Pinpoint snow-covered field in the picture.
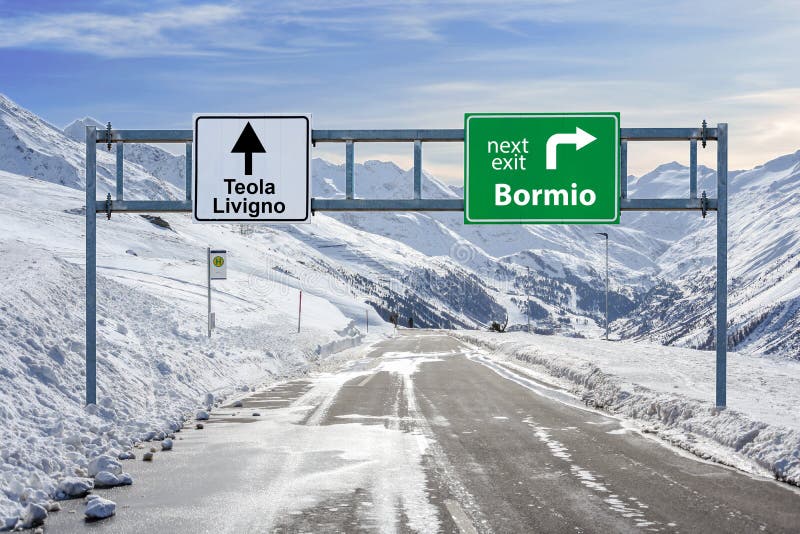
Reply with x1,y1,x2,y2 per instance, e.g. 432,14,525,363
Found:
453,331,800,486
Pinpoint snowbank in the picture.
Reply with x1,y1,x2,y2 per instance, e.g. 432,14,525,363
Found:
0,171,379,529
452,331,800,486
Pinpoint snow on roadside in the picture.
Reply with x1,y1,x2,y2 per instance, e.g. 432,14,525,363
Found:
451,331,800,486
0,245,360,529
0,171,381,529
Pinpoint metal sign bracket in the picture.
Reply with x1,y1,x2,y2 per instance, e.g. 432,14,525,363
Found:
701,191,709,218
105,193,113,220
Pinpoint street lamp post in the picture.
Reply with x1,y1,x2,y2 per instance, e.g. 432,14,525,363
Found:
595,232,609,341
526,266,531,333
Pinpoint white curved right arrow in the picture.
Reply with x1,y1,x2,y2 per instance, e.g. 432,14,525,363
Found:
545,127,596,170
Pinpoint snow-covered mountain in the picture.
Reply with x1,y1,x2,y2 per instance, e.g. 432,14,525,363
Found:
2,93,799,359
64,117,187,191
308,146,800,359
0,96,179,200
309,158,674,328
619,149,800,357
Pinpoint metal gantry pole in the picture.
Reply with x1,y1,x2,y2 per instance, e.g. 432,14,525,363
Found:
620,140,628,199
526,266,531,333
689,139,698,199
115,142,124,200
207,247,212,338
413,140,422,199
716,123,729,408
595,232,609,340
345,141,354,199
605,235,609,341
85,126,97,405
185,142,192,201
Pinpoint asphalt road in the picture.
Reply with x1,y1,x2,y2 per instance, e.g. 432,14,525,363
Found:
45,331,800,533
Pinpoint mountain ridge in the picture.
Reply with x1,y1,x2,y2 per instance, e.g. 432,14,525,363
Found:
1,93,798,358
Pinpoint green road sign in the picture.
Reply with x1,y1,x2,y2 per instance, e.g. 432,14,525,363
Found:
464,113,620,224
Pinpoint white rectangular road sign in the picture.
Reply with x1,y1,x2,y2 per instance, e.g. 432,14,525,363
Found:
209,249,227,280
193,114,311,223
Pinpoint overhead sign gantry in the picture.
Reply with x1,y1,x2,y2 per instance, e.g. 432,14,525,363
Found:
85,117,729,410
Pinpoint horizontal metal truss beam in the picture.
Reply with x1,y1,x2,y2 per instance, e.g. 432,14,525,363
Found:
97,127,719,144
312,128,719,143
314,130,464,142
96,200,192,212
314,199,460,211
95,197,717,214
103,130,192,143
624,198,718,211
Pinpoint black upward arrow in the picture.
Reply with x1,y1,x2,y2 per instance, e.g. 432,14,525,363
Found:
231,122,266,176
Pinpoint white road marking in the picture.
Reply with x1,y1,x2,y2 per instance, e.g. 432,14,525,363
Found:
445,499,479,534
358,373,377,387
525,417,664,530
468,354,592,412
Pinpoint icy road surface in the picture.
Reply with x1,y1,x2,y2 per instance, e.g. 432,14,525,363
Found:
47,332,800,533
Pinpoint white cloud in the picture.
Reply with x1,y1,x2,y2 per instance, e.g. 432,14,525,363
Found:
0,4,244,57
6,1,800,179
313,77,800,180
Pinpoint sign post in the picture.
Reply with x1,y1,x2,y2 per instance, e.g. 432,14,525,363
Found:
193,114,311,224
298,290,302,333
465,113,620,224
208,248,227,337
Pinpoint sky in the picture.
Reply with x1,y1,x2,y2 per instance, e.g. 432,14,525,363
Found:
1,0,799,183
